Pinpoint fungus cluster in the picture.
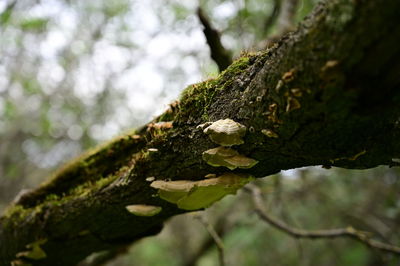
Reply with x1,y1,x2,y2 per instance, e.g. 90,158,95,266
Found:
202,119,258,169
146,119,257,212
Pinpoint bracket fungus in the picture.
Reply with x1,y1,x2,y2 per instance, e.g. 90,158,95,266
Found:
125,204,162,217
150,173,253,210
202,146,258,170
203,119,246,146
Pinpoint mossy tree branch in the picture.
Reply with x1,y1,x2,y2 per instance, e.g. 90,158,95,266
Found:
1,0,400,265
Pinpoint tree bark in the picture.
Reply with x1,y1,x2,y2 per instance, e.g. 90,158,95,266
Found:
1,0,400,265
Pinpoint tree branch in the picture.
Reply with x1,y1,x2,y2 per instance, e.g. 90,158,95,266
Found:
263,0,281,35
194,214,225,266
184,205,234,266
77,245,129,266
276,0,299,34
1,0,400,265
197,7,232,71
246,184,400,256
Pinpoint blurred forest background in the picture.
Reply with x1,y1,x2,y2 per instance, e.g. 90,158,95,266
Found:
0,0,399,265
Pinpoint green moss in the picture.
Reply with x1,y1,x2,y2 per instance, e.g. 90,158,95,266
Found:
182,79,219,121
3,204,26,219
44,193,60,202
93,174,118,189
177,56,254,122
157,111,175,122
220,56,250,79
2,203,44,226
66,171,119,199
17,130,145,208
2,165,129,225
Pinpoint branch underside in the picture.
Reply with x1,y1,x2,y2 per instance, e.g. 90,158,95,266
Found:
1,0,400,265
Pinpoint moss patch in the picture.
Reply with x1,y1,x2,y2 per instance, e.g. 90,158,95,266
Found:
177,56,253,123
16,131,145,208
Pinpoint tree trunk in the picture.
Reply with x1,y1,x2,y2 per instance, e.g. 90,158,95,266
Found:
1,0,400,265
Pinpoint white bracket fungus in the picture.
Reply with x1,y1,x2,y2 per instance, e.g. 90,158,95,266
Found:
203,119,246,146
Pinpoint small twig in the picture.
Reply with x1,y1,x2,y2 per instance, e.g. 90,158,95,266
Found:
263,0,282,35
246,184,400,256
77,245,130,266
196,7,232,72
184,202,237,266
276,0,299,34
260,0,300,49
194,214,226,266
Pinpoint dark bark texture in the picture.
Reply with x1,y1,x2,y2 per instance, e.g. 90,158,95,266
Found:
1,0,400,265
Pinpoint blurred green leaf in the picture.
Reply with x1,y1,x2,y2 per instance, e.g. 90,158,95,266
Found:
341,243,368,265
170,4,190,20
22,79,41,95
104,0,130,18
0,8,13,25
4,100,16,119
20,17,49,32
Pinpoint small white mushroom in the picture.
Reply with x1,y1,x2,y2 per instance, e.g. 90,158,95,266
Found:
125,204,162,217
261,129,279,138
146,176,156,182
203,119,246,146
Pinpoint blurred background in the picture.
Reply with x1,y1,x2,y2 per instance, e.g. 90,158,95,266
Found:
0,0,399,265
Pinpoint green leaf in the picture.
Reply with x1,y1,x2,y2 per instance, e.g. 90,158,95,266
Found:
22,79,41,94
0,8,12,25
20,18,49,32
104,0,129,18
5,100,16,119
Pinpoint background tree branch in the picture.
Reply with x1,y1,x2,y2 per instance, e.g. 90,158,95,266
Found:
197,7,233,72
246,184,400,255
